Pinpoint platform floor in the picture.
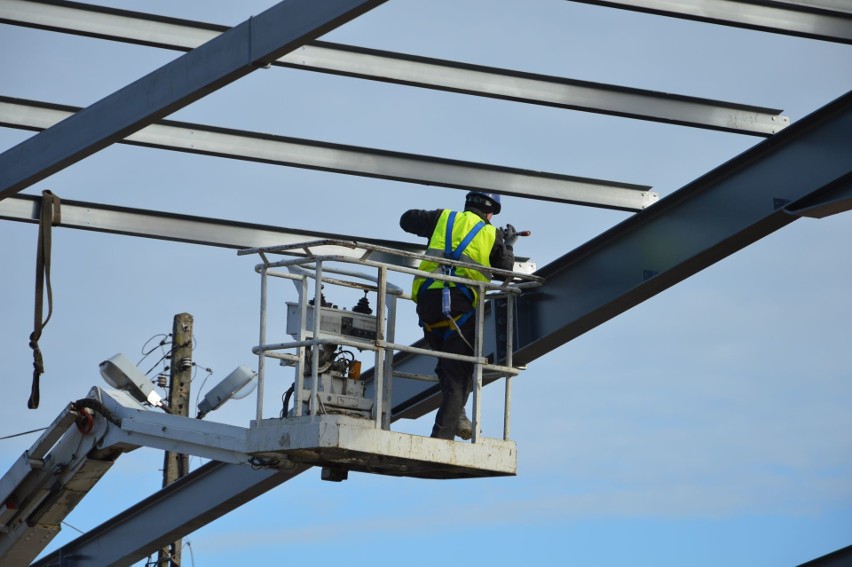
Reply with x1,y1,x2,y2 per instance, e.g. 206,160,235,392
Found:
247,414,517,479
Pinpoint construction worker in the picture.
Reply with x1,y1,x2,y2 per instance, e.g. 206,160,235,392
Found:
400,191,517,440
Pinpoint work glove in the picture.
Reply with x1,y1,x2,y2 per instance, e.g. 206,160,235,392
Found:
502,224,519,247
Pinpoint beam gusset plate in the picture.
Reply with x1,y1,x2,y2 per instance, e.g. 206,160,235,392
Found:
0,0,789,135
0,0,390,199
567,0,852,44
0,97,657,211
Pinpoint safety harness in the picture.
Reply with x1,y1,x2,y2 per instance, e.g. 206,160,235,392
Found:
420,211,486,347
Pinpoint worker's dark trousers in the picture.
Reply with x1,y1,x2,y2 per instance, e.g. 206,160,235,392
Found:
416,288,476,440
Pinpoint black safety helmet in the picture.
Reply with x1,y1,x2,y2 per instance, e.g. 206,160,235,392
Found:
465,191,502,215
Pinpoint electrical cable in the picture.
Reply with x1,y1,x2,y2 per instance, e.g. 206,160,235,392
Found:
142,339,192,377
138,332,171,366
61,520,85,534
143,353,172,377
0,427,47,440
186,539,196,567
334,349,355,363
193,369,213,415
190,362,213,383
280,383,295,418
73,398,122,427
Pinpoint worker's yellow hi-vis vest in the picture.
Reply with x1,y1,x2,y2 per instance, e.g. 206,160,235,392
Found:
412,209,497,307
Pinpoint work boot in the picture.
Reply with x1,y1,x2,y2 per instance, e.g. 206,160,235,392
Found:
456,411,473,440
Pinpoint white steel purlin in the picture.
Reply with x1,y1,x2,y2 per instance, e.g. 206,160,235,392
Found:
0,2,795,135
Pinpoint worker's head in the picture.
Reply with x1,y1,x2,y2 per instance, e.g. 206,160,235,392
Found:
464,191,502,216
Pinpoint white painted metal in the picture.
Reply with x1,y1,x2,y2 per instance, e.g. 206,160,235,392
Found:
569,0,852,43
242,239,543,451
246,414,518,478
0,0,790,134
0,97,658,211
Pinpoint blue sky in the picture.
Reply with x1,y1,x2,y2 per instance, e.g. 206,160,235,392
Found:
1,1,850,566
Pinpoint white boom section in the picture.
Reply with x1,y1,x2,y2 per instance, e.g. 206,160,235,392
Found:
0,384,518,566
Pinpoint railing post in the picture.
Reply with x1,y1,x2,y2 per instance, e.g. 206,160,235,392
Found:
293,274,310,417
309,261,323,415
504,293,515,440
256,264,268,423
382,293,397,430
373,265,388,428
471,284,486,444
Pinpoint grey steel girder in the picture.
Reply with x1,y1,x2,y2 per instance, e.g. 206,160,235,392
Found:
387,89,852,420
0,96,657,211
567,0,852,44
0,0,389,199
32,91,852,567
31,461,309,567
0,0,789,135
512,89,852,365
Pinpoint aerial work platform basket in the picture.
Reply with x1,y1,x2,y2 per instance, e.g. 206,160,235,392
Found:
237,239,543,480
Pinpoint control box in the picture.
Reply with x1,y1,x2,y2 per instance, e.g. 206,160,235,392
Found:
286,302,378,343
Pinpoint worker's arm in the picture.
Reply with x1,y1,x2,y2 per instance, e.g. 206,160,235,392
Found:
489,228,514,272
399,209,442,238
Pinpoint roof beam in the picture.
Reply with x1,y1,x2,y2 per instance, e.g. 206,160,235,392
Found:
0,0,389,199
0,96,657,211
0,193,427,266
567,0,852,44
0,0,788,136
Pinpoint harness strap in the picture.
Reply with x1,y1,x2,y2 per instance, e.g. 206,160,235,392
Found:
444,211,457,258
441,212,485,317
29,190,61,409
419,211,487,346
422,310,475,350
422,313,465,333
447,213,486,262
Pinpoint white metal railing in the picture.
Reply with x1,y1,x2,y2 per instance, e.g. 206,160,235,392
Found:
238,239,543,442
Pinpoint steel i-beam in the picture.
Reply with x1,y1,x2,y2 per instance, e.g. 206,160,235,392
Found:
0,96,658,211
0,0,789,135
0,0,390,199
567,0,852,44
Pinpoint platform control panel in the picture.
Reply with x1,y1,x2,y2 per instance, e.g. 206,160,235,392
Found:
286,302,378,343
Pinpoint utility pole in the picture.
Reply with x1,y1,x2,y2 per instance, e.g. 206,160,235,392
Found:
159,312,192,567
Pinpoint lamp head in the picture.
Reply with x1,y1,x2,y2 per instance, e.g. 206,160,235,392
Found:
99,353,164,408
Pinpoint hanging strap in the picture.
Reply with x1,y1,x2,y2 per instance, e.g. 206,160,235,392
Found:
28,190,61,409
